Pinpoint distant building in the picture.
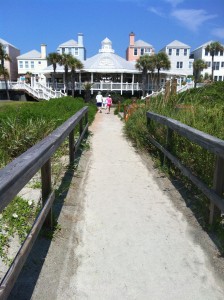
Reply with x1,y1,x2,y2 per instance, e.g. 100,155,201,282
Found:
57,33,86,61
160,40,193,78
126,32,155,61
191,41,224,81
17,44,48,83
0,38,20,81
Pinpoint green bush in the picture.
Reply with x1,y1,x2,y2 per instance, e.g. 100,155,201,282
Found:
0,97,97,166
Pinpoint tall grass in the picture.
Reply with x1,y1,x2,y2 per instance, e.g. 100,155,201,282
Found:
124,82,224,243
0,97,97,167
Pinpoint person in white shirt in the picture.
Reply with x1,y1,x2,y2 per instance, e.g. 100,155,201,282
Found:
96,91,103,113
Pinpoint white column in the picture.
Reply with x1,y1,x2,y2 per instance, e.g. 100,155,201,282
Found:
91,73,93,95
121,73,123,95
132,74,134,95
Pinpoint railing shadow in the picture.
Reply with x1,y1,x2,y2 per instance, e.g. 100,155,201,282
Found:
8,146,84,300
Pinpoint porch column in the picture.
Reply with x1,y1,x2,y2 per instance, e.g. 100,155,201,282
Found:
132,74,134,95
121,73,123,95
91,72,93,95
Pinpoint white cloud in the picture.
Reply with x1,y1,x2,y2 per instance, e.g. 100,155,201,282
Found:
164,0,184,7
148,6,164,17
211,27,224,39
171,9,217,31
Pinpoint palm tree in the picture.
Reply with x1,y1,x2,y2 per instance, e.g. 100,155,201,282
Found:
59,53,74,94
68,57,84,98
0,43,11,100
47,52,61,90
154,52,171,91
193,59,207,88
135,55,156,97
205,42,224,81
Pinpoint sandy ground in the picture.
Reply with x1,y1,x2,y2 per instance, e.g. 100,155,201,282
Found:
9,108,224,300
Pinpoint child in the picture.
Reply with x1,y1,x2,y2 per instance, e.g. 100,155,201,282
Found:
106,94,112,114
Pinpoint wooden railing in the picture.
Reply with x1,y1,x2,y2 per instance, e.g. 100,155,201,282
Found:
146,111,224,225
0,107,89,300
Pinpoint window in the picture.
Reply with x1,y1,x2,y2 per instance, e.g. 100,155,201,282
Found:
68,48,72,54
214,62,220,70
140,48,144,55
38,61,41,64
25,61,28,68
176,61,183,68
205,50,209,56
134,48,137,55
189,61,193,69
19,61,23,69
220,50,223,56
31,61,34,68
74,47,79,55
214,76,218,81
62,48,65,54
221,62,224,67
219,76,222,81
184,49,187,56
168,49,172,55
206,62,211,68
176,49,179,56
145,48,151,53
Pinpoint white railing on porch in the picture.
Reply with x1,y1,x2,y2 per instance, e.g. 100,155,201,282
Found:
5,82,66,100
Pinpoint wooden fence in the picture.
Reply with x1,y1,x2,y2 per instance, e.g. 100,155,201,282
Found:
146,111,224,225
0,106,89,300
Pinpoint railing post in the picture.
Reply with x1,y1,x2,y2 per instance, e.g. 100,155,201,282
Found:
69,129,75,163
41,159,52,228
209,156,224,224
79,118,83,136
85,112,88,135
163,128,173,168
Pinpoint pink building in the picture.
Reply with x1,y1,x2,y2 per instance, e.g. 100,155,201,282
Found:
126,32,155,62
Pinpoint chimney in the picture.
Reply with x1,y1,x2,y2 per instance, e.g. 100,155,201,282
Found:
41,44,47,59
129,32,135,47
78,33,84,47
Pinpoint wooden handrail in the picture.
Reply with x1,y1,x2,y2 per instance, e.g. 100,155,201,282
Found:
146,111,224,224
0,106,89,299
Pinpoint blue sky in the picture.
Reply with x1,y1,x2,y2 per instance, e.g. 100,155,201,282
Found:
1,0,224,59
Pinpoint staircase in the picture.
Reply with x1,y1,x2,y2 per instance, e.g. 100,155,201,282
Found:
9,82,66,100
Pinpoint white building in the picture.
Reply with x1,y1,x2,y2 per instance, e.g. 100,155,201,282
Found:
160,40,194,80
57,33,86,61
0,38,20,81
191,41,224,81
17,44,48,84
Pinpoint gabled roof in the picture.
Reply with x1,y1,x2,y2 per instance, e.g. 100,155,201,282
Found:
166,40,190,48
17,50,42,59
191,40,224,52
58,39,78,47
84,52,136,73
134,40,153,48
0,38,19,49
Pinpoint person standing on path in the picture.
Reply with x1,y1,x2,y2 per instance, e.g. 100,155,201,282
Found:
106,94,112,114
96,91,103,113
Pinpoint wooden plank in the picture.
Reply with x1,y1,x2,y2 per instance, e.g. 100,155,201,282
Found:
147,134,224,212
0,192,55,300
146,112,224,158
209,156,224,224
0,107,88,212
41,159,52,228
69,129,75,163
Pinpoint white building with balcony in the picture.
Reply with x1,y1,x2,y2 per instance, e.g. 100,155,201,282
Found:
191,41,224,81
17,44,48,84
160,40,194,79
